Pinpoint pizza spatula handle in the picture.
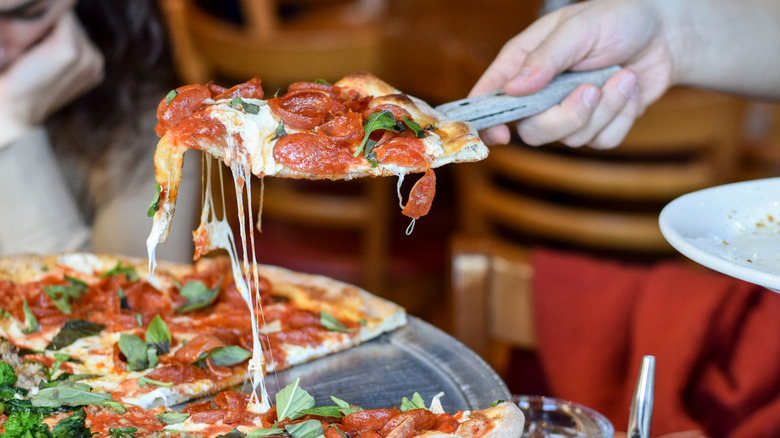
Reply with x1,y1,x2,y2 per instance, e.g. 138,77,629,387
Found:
435,65,621,131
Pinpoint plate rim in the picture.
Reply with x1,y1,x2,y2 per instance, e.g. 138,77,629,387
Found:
659,177,780,291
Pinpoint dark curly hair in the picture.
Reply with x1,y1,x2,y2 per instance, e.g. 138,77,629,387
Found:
50,0,176,157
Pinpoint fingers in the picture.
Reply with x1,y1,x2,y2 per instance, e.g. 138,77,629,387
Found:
469,10,564,98
516,68,641,149
478,125,512,145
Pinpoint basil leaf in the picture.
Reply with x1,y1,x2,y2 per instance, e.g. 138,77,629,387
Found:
354,110,399,158
147,346,159,368
489,399,506,407
314,78,330,85
332,425,349,438
138,376,173,387
109,427,138,437
156,412,190,425
165,90,177,104
216,430,246,438
285,419,324,438
272,121,287,141
46,319,105,350
22,299,39,334
332,396,363,415
400,392,426,412
276,377,315,422
301,395,362,418
402,115,427,138
299,405,344,418
64,275,87,289
229,97,260,115
43,278,87,314
118,333,150,372
178,281,220,313
319,312,349,333
31,381,126,413
145,315,171,354
363,138,379,167
246,425,285,437
147,183,162,217
101,261,139,281
208,345,251,367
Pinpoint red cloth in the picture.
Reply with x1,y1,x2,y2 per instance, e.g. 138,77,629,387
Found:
531,248,780,438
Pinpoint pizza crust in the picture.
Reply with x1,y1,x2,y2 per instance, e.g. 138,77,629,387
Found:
419,402,525,438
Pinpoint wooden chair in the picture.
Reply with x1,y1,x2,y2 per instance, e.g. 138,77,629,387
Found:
450,87,751,373
159,0,387,88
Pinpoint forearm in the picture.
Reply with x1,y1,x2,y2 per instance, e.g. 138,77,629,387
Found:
655,0,780,98
0,128,91,255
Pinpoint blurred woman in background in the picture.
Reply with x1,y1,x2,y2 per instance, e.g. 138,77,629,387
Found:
0,0,199,261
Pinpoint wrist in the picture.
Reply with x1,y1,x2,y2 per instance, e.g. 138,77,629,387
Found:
642,0,692,87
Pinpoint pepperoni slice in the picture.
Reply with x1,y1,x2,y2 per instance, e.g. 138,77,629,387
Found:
374,132,430,169
155,84,211,136
342,409,399,432
214,77,264,100
402,169,436,220
213,391,250,423
144,363,209,384
318,112,364,150
268,91,331,130
173,333,226,364
273,132,362,175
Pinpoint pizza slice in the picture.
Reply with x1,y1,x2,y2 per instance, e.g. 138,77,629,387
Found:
0,253,406,412
147,73,488,261
149,382,525,437
0,366,524,437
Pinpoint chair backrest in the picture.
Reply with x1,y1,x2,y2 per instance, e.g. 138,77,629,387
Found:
159,0,387,88
454,87,748,258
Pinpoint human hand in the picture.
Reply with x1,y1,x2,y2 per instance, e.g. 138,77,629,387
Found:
0,11,104,147
470,0,674,149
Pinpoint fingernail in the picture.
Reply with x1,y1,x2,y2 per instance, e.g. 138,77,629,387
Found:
618,73,637,97
506,69,531,91
516,68,531,82
583,86,598,108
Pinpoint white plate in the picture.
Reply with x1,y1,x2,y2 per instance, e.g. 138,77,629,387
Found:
659,177,780,293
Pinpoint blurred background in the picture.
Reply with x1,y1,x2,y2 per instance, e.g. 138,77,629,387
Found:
157,0,780,395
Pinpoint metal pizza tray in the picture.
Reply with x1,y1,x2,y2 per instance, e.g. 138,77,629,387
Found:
255,316,511,412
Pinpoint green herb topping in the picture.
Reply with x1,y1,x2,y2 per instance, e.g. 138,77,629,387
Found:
46,319,105,350
165,90,178,105
229,97,260,115
319,311,350,333
22,299,39,335
178,280,221,313
353,110,400,159
147,183,162,217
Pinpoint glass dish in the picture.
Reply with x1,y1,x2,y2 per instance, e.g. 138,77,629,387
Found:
514,395,614,438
